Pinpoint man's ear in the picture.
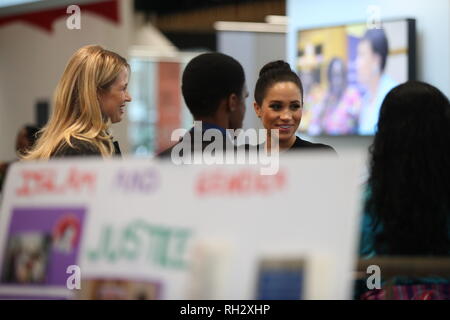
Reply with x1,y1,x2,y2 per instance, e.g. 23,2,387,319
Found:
254,101,261,118
227,93,239,113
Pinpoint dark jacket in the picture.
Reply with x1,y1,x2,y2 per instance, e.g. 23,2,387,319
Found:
255,136,337,155
289,136,337,154
157,124,250,160
51,138,121,158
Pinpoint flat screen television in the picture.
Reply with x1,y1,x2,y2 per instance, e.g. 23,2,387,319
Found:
296,18,416,136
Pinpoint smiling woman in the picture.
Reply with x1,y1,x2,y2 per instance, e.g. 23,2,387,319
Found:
22,45,132,160
254,60,336,153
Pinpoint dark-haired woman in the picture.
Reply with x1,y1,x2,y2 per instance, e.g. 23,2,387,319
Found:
358,81,450,299
253,60,336,153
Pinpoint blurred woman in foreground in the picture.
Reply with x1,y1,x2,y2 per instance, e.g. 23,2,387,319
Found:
358,81,450,299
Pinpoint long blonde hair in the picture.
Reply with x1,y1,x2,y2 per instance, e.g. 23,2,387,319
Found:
23,45,130,160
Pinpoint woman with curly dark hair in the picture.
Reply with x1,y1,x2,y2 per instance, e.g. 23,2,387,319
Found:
356,81,450,299
361,81,450,257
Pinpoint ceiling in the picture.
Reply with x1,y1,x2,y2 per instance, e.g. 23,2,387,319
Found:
134,0,274,16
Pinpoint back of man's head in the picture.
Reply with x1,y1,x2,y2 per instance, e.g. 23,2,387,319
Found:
182,52,245,118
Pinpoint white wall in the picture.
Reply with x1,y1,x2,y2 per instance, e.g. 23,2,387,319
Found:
287,0,450,152
0,0,133,161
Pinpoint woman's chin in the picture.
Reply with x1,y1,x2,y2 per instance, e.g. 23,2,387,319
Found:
278,131,294,140
111,115,123,124
265,128,296,146
272,136,293,147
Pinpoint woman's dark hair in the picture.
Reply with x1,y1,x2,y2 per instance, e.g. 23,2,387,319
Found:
366,81,450,255
254,60,303,105
327,57,347,95
327,57,347,83
362,28,389,72
182,52,245,118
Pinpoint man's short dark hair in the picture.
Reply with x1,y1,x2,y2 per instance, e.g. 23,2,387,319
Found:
182,52,245,118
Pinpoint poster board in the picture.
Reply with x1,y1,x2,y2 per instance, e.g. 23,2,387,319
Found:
0,151,365,299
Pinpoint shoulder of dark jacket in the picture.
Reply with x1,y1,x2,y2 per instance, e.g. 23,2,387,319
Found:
113,140,122,157
52,138,102,158
292,136,337,155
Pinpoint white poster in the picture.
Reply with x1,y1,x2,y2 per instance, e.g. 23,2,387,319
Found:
0,151,365,300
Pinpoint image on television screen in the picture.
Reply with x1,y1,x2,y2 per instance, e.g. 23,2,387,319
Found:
296,19,415,136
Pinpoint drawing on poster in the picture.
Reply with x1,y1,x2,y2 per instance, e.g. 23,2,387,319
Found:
255,258,306,300
78,278,162,300
1,232,51,284
0,207,86,287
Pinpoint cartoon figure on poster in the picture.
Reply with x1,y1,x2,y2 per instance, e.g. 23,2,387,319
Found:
1,233,51,284
0,208,85,291
53,215,81,254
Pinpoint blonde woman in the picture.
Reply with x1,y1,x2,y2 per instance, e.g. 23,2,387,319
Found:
24,45,131,159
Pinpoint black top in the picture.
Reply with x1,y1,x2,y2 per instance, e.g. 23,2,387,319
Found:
256,136,337,155
51,138,121,158
113,141,122,156
157,124,240,159
290,136,337,154
159,127,337,158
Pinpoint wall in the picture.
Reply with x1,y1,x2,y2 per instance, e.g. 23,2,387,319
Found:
287,0,450,152
0,0,133,161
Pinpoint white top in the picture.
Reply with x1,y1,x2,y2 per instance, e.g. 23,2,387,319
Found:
358,74,398,135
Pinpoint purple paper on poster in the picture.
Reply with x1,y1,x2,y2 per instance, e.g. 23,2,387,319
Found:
0,207,86,287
